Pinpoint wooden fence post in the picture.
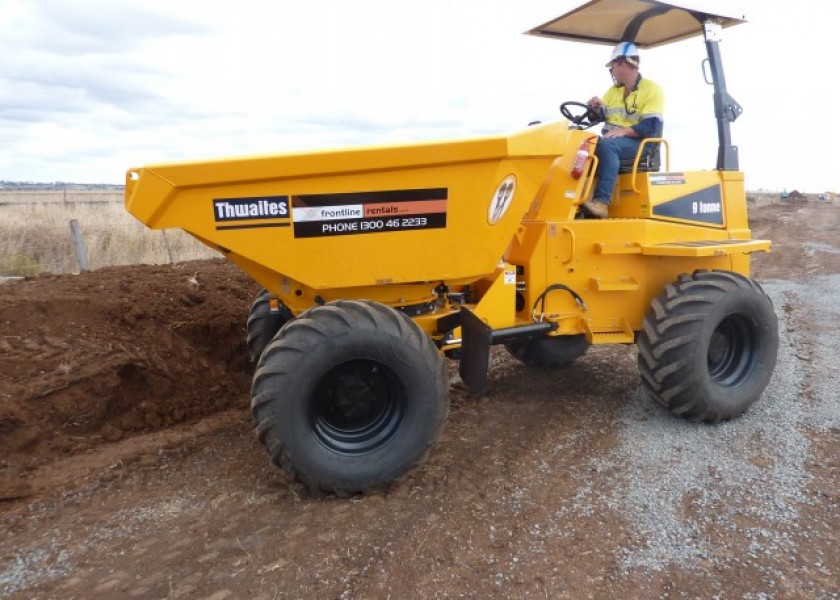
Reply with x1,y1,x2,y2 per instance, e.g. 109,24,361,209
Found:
161,230,175,264
69,219,91,272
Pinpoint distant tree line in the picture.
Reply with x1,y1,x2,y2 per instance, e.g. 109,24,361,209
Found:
0,181,124,191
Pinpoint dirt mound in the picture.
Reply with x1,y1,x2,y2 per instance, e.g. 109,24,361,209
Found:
0,260,259,498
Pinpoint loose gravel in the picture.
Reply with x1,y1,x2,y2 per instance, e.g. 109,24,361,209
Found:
558,275,839,572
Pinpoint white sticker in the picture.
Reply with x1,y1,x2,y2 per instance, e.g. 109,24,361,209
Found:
488,175,516,225
504,269,516,285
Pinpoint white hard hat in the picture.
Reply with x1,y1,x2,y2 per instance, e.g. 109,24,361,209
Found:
606,41,640,67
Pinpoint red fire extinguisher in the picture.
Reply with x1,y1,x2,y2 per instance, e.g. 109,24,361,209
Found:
571,137,594,179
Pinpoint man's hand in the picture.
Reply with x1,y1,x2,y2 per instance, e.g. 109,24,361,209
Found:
587,96,603,110
603,126,637,139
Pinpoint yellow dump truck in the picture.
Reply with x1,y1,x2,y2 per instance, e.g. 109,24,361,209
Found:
126,1,778,494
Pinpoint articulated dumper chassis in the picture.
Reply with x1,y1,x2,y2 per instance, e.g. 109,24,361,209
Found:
126,1,778,495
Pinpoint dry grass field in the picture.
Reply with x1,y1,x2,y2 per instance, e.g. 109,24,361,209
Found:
0,193,218,277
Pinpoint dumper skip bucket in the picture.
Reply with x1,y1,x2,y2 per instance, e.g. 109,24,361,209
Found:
126,122,580,292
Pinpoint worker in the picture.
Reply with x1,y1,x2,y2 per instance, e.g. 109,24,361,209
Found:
583,42,664,218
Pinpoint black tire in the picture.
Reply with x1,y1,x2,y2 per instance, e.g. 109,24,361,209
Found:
638,270,778,422
505,334,590,368
251,300,449,495
246,289,293,364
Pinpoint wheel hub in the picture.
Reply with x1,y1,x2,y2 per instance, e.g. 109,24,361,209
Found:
312,360,405,455
332,373,377,421
708,315,755,387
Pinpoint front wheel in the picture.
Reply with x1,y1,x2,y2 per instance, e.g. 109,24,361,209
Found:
251,300,449,495
637,270,778,422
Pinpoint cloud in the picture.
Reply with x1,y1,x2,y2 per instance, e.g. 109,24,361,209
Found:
0,0,578,182
19,0,206,54
0,0,222,182
1,0,837,189
0,0,209,120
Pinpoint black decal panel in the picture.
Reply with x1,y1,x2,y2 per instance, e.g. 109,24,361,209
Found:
653,185,724,225
291,188,448,238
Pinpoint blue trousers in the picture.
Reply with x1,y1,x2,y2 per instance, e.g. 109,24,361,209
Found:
592,136,642,204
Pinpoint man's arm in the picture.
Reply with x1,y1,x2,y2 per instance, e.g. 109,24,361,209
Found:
630,116,662,138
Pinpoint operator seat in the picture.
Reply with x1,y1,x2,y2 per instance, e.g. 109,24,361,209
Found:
618,122,664,173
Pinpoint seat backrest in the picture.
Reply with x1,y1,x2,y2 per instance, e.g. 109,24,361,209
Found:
618,122,664,174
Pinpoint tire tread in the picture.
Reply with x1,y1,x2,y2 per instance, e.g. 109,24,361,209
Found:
251,300,448,495
637,270,778,422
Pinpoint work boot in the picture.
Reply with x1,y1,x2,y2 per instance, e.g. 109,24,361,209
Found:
582,199,609,219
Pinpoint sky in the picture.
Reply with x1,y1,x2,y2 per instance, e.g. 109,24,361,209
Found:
0,0,836,192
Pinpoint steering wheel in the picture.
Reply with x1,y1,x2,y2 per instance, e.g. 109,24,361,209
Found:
560,101,602,129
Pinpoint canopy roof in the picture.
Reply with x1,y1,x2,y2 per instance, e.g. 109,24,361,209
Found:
526,0,746,48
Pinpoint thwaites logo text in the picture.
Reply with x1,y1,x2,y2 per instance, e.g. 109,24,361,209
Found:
213,196,290,223
291,188,448,238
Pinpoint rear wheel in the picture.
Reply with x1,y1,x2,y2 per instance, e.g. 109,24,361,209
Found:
505,334,590,368
251,300,449,495
637,270,778,422
246,289,293,364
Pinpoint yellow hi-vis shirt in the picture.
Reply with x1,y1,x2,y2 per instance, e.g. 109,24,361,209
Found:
602,76,664,137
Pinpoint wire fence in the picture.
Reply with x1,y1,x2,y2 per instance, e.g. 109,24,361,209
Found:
0,201,219,278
